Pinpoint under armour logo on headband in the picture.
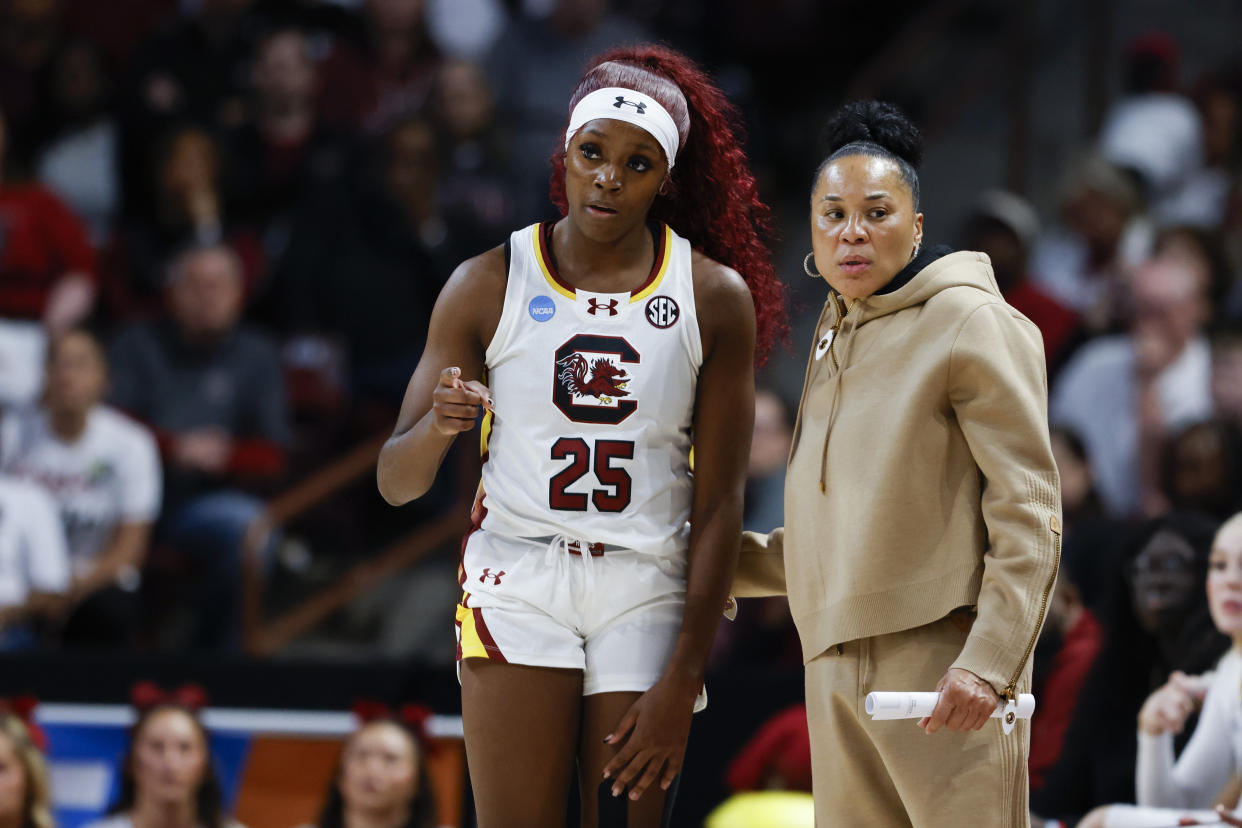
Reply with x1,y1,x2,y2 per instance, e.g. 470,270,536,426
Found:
613,96,647,114
567,87,681,168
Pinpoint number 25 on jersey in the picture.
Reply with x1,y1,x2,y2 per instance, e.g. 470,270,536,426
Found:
548,438,634,512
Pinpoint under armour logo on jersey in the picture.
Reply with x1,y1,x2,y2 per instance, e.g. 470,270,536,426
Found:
587,298,620,316
479,568,505,585
613,96,647,114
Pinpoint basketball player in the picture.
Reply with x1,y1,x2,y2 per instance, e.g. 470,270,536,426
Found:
377,45,784,827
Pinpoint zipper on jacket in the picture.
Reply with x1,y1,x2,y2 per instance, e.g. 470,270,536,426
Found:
1001,514,1061,702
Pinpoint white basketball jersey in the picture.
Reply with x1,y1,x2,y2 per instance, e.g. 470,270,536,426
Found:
479,221,702,556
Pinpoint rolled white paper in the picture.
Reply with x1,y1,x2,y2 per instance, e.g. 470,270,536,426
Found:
865,692,1035,721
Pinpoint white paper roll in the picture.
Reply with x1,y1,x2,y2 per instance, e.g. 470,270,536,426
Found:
865,692,1036,721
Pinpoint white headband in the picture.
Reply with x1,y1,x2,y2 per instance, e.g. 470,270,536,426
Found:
564,86,682,169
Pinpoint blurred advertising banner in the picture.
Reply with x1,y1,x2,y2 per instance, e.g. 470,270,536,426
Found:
37,705,464,828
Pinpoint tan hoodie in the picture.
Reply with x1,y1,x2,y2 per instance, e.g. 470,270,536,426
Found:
736,250,1061,700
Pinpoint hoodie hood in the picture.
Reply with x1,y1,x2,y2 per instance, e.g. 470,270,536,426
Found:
854,247,1004,324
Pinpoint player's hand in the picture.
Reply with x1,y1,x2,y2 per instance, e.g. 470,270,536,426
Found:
431,367,493,436
919,668,999,733
1214,804,1242,826
174,427,233,472
1138,671,1207,736
601,675,698,801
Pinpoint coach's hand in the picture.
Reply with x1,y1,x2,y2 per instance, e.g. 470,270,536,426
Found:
601,675,697,801
919,668,999,733
431,367,493,435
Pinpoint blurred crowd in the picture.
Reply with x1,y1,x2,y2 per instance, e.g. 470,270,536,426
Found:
0,0,1239,824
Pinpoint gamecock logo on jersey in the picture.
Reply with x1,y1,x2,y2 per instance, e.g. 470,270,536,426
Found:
553,334,640,424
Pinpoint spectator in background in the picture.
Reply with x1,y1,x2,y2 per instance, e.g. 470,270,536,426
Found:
0,469,69,650
1028,549,1105,792
484,0,649,221
0,0,65,165
423,0,503,60
1050,426,1119,612
1052,255,1212,517
1030,154,1150,334
1162,68,1242,232
101,125,263,322
725,704,811,794
60,0,174,77
311,713,436,828
1032,512,1230,822
744,388,791,534
1076,512,1242,828
1036,428,1125,798
1098,33,1210,226
429,58,518,253
33,38,120,248
85,686,243,828
317,0,442,134
0,104,98,333
1153,225,1233,327
108,242,288,650
121,0,258,215
1194,70,1241,186
1161,419,1242,522
1211,323,1242,428
0,328,161,647
960,190,1079,372
0,711,53,828
713,388,797,672
276,115,459,405
221,24,354,300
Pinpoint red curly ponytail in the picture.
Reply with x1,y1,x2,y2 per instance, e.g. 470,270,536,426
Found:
550,45,787,364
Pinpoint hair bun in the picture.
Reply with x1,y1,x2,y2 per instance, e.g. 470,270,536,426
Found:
823,101,923,168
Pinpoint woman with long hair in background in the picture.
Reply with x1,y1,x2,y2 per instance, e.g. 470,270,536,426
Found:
312,713,435,828
0,711,53,828
85,685,242,828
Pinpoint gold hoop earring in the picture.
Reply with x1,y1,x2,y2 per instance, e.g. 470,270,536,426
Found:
804,252,820,278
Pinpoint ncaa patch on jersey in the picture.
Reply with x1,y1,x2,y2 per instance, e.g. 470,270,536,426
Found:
645,295,679,329
528,295,556,322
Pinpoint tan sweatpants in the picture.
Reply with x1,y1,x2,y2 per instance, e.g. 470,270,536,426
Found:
805,613,1031,828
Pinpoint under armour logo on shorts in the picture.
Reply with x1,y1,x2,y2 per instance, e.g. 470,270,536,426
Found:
479,568,506,585
613,96,647,114
588,298,620,316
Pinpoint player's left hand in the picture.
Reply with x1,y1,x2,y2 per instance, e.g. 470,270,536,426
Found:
919,667,999,733
601,675,698,801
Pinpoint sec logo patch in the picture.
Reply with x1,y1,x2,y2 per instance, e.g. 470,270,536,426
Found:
645,295,679,329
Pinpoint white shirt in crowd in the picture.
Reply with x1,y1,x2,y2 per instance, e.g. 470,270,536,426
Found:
1099,648,1242,827
1137,646,1242,808
0,406,161,577
0,475,70,609
1050,334,1212,516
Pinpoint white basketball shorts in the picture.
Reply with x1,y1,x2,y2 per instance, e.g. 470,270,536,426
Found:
456,528,688,698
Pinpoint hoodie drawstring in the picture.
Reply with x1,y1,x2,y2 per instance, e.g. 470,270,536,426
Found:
819,294,859,493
